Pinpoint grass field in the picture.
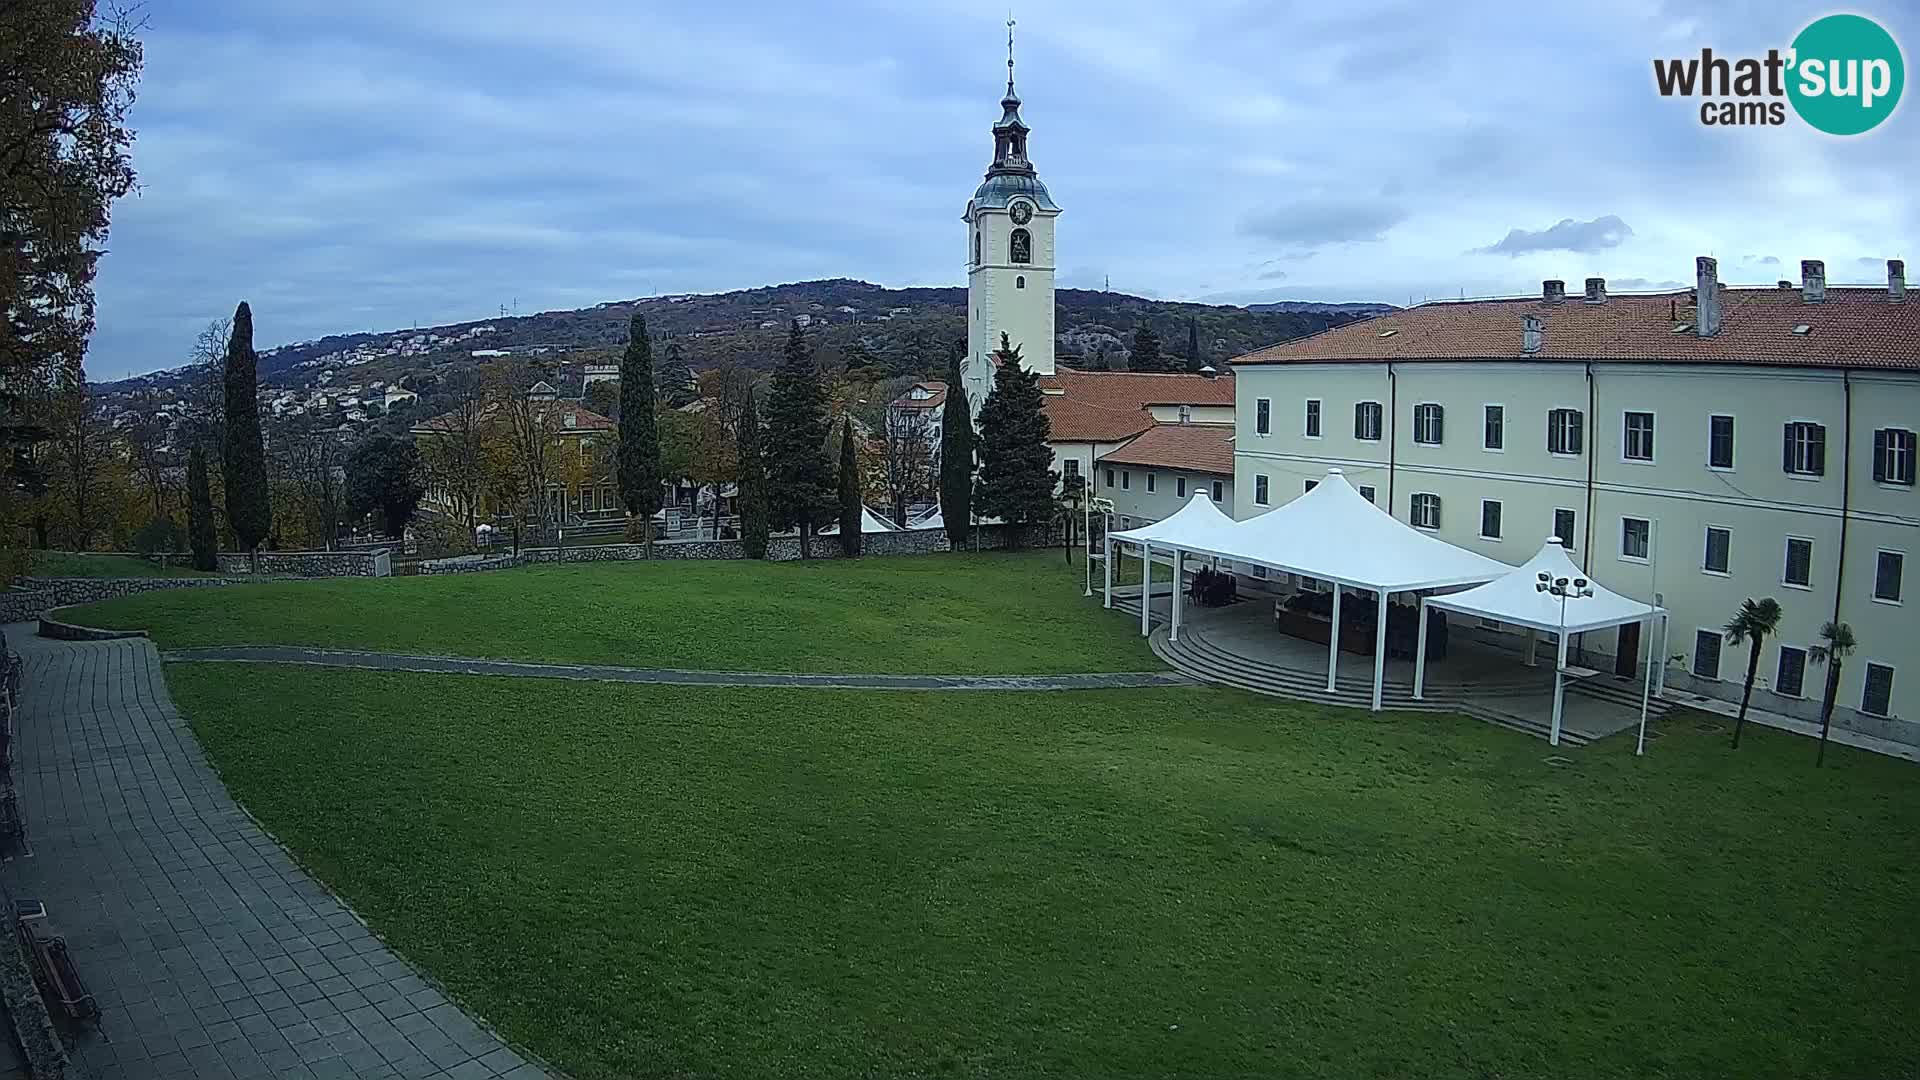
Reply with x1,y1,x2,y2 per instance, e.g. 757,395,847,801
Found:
67,552,1155,674
29,551,214,578
167,662,1920,1080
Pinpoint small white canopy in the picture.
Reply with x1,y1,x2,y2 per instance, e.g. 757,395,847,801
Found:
820,505,900,534
908,505,1003,531
1109,491,1240,550
1424,539,1664,633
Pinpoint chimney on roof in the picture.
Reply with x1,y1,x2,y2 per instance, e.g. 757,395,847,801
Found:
1801,259,1826,303
1695,256,1721,337
1778,280,1795,290
1542,279,1566,304
1521,313,1544,354
1198,364,1217,379
1583,277,1607,304
1890,259,1907,302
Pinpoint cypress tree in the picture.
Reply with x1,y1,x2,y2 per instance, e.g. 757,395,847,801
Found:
221,302,272,563
655,339,697,408
187,446,217,571
736,385,770,559
975,334,1057,550
618,314,663,554
938,342,974,548
764,319,834,558
1129,322,1164,373
837,417,862,558
1186,316,1205,372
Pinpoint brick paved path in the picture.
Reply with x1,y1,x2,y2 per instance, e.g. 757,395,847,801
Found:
162,645,1194,692
0,630,552,1080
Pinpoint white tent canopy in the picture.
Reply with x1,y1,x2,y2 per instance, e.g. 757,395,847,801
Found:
1424,540,1663,633
1102,471,1508,712
819,505,900,535
1415,538,1668,747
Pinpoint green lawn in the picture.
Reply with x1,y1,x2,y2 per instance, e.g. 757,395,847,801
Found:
29,551,214,578
69,552,1155,674
168,663,1920,1080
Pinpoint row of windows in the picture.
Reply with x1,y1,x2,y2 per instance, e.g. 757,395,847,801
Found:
1691,632,1896,717
1252,397,1918,483
1102,467,1224,502
1252,475,1374,507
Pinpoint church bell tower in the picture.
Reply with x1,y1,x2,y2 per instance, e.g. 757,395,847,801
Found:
962,19,1059,412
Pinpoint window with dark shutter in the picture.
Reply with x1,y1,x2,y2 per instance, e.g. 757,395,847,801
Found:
1861,663,1894,717
1413,403,1444,445
1784,422,1826,476
1875,550,1904,603
1775,646,1807,697
1693,630,1722,680
1876,428,1916,485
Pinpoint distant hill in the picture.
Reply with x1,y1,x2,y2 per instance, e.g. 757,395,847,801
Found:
94,279,1373,407
1245,301,1397,316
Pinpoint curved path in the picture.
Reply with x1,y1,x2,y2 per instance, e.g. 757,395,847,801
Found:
161,645,1195,691
0,629,552,1080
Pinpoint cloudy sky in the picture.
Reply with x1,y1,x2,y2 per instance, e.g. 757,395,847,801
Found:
90,0,1916,380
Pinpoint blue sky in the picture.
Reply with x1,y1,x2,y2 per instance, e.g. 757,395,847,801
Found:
90,0,1917,380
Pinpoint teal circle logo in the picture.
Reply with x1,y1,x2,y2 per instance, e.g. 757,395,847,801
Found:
1788,14,1904,135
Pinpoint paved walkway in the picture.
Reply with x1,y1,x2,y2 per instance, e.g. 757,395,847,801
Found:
0,629,552,1079
161,645,1195,692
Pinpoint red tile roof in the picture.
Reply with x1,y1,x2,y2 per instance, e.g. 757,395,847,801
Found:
1232,286,1920,371
1097,423,1235,475
1038,367,1236,443
412,399,615,436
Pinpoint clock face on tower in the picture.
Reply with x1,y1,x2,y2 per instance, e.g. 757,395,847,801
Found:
1009,201,1033,225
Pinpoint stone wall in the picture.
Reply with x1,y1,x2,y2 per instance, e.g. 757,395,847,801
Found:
415,524,1059,574
216,550,390,577
0,577,246,624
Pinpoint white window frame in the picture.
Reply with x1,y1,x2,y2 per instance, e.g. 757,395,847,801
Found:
1411,492,1442,531
1547,407,1584,457
1622,410,1656,464
1707,413,1736,471
1859,662,1895,718
1304,399,1322,439
1782,536,1815,590
1783,419,1826,479
1872,548,1904,604
1692,628,1723,681
1358,484,1377,504
1121,470,1130,490
1479,499,1503,541
1620,516,1651,563
1211,479,1224,502
1254,474,1270,505
1255,398,1271,437
1774,644,1808,699
1175,476,1186,498
1702,525,1732,576
1354,401,1384,442
1482,403,1505,452
1146,472,1156,493
1553,508,1577,551
1877,427,1917,487
1412,402,1444,446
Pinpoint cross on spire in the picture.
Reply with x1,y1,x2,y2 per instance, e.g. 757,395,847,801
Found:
1006,16,1016,94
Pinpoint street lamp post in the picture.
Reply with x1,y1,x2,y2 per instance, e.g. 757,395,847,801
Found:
1535,570,1594,747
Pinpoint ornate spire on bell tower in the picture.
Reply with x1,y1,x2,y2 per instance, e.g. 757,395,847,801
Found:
990,17,1033,177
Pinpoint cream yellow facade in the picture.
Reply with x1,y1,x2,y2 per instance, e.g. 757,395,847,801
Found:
1232,359,1920,738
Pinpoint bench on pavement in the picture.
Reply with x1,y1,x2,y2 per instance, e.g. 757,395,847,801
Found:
14,901,95,1022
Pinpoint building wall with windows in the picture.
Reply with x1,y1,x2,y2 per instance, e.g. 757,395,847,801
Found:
1098,465,1233,529
1231,358,1920,733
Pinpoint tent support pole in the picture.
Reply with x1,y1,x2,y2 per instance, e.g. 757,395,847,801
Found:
1139,543,1152,637
1524,627,1538,667
1170,548,1184,643
1551,631,1569,747
1102,532,1113,609
1654,613,1669,695
1326,586,1342,692
1635,614,1654,757
1413,599,1430,700
1371,589,1388,712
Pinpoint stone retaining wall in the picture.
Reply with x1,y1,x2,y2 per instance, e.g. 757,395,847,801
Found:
216,549,390,577
0,577,247,625
416,524,1057,574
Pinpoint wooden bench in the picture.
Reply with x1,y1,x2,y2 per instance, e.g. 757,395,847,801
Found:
14,901,96,1021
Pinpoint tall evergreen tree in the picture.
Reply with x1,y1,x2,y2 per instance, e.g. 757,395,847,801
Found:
220,302,272,563
655,338,697,409
187,445,217,571
938,342,974,548
618,314,663,554
975,334,1058,549
736,386,770,559
1129,323,1164,372
764,319,834,558
837,417,862,558
1186,316,1205,372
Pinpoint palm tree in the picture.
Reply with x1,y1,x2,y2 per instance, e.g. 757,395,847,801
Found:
1723,597,1783,749
1807,620,1857,768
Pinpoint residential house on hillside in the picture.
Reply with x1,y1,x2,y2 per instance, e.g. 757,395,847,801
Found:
411,382,619,526
1224,257,1918,738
